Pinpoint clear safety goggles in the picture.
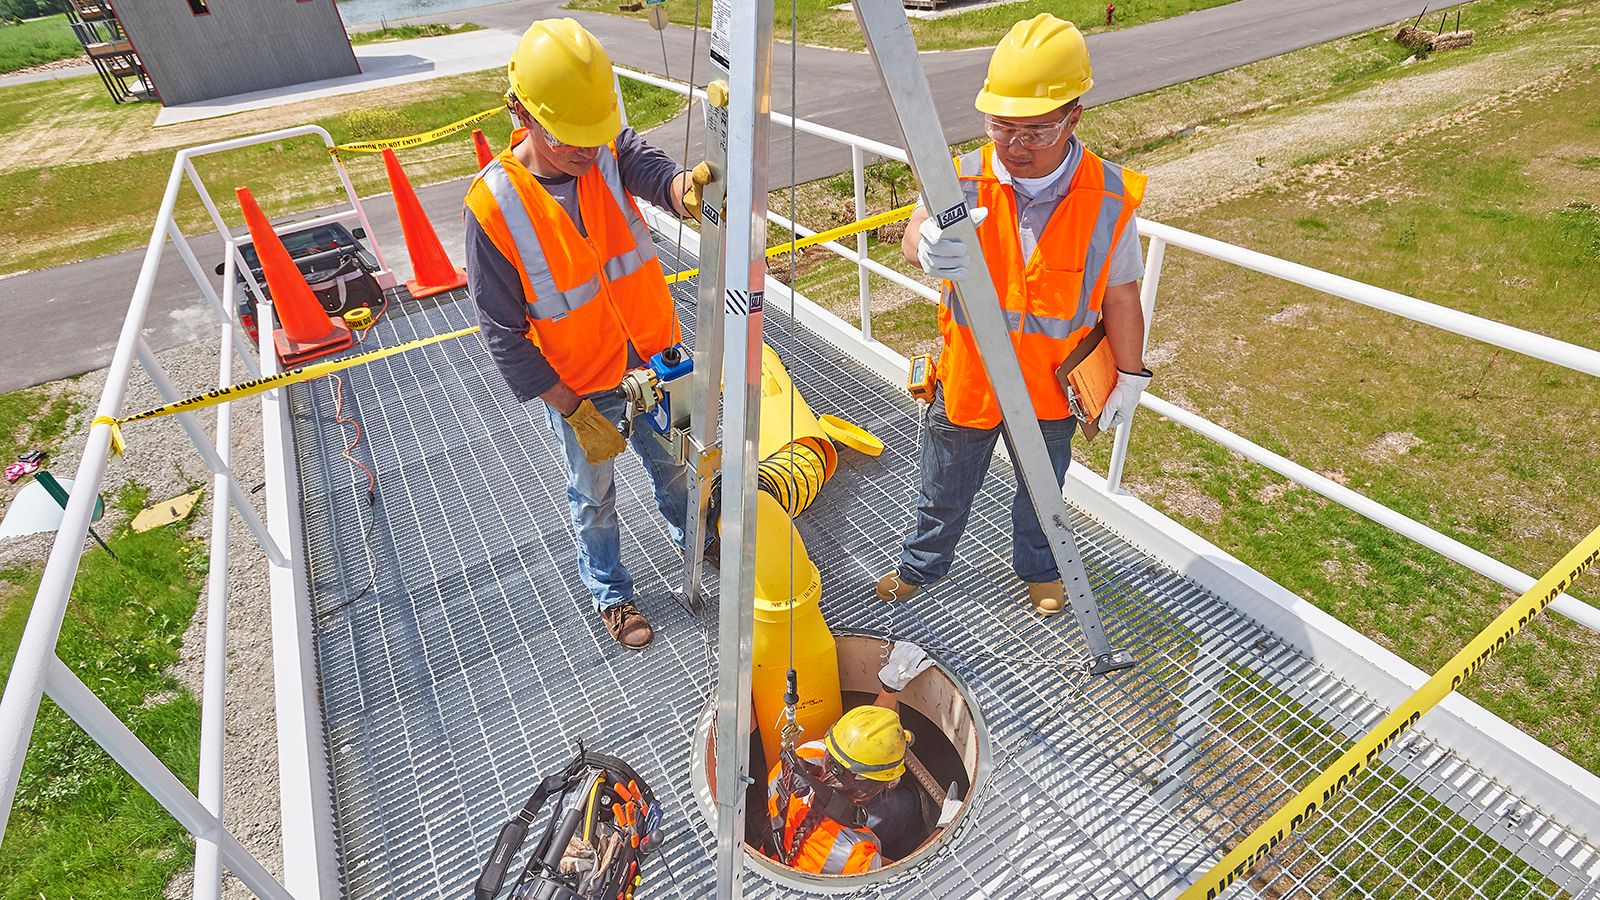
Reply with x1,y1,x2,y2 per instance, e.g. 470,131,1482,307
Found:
984,115,1069,151
506,90,599,157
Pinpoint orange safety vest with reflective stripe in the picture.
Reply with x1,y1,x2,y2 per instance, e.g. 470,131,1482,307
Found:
938,142,1146,429
464,130,681,396
766,743,883,875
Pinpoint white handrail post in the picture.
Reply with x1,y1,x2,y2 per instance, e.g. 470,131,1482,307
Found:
167,221,261,380
45,660,296,900
132,340,290,568
1105,234,1165,494
193,320,237,900
0,154,191,843
852,145,872,341
255,277,341,899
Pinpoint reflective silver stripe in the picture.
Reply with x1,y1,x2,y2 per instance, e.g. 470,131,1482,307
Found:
1075,158,1129,314
593,147,661,280
957,147,984,177
481,163,565,308
820,827,865,874
945,300,1082,340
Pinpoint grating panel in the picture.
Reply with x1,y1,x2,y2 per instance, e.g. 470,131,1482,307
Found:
289,240,1600,899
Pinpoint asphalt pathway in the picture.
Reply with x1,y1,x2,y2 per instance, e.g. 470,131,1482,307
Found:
1,0,1460,393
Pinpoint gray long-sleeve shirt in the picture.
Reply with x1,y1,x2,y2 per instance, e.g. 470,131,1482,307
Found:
467,127,684,402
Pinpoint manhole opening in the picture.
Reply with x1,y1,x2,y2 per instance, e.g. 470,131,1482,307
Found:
695,634,989,891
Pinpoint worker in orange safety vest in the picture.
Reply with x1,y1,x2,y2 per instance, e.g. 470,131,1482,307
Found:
464,18,713,650
877,14,1151,616
765,642,934,874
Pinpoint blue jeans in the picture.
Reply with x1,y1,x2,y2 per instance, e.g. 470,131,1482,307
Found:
543,392,689,610
898,385,1077,586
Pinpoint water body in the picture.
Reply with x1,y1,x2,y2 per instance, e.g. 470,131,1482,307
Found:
336,0,502,26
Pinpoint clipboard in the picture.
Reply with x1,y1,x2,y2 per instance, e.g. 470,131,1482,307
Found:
1054,321,1118,442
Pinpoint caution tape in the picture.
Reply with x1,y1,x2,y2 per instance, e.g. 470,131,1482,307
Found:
91,325,482,457
663,202,916,286
1179,524,1600,900
91,204,918,454
329,106,502,156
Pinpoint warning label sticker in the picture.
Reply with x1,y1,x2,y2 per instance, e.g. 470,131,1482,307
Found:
710,0,732,71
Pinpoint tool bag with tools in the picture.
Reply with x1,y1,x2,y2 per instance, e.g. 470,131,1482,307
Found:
475,748,662,900
303,252,382,317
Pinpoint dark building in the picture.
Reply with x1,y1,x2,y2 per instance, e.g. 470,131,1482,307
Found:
71,0,360,106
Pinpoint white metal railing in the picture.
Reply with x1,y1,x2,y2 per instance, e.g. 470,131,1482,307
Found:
0,124,391,900
1,66,1596,900
608,66,1600,634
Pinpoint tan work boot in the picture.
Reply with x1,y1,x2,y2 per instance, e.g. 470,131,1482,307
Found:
875,570,921,603
1026,580,1065,615
600,600,654,649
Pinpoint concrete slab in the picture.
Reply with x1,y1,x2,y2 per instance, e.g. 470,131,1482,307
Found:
152,29,518,126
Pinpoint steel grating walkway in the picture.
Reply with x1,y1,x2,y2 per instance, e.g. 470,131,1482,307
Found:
289,239,1600,900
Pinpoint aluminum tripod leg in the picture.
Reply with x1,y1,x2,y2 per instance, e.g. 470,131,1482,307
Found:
707,2,777,898
851,0,1133,676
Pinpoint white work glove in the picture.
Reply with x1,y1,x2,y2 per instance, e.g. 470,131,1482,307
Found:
878,641,935,692
915,207,988,281
1097,368,1152,431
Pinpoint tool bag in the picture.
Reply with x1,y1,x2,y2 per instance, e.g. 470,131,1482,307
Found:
475,748,662,900
304,253,382,317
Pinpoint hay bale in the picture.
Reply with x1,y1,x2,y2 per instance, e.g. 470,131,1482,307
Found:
1395,25,1436,48
1429,29,1475,51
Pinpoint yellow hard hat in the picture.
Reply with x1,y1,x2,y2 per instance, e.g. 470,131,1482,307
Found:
824,706,909,783
975,14,1094,118
506,18,621,148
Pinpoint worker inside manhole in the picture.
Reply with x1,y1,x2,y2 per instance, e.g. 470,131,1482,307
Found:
743,673,975,875
688,346,982,880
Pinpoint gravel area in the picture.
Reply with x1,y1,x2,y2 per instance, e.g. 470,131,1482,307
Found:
1,338,286,898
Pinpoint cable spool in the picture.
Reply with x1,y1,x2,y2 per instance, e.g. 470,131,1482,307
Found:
343,307,375,331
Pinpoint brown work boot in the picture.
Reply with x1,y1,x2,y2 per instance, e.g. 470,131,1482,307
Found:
600,601,654,649
875,570,921,603
1027,580,1065,615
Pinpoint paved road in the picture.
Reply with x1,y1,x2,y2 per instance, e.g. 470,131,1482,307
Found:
0,0,1459,393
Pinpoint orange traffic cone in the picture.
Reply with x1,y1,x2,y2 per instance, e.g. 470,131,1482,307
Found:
471,128,494,169
382,148,468,299
236,186,353,367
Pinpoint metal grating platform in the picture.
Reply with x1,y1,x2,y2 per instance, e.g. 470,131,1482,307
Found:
289,239,1600,899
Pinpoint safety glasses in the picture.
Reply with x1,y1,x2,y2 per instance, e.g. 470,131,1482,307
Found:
506,91,599,157
984,115,1069,151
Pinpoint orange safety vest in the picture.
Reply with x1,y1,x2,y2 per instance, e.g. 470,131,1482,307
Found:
464,129,681,395
765,743,883,875
938,143,1146,429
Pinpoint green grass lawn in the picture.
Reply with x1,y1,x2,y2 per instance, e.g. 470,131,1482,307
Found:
775,0,1600,774
0,70,685,276
0,380,206,898
565,0,1236,51
0,383,75,467
0,15,80,75
347,21,482,45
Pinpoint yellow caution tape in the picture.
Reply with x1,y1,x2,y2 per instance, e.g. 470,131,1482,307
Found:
664,202,916,286
91,204,920,455
330,106,502,156
1179,524,1600,900
91,325,482,456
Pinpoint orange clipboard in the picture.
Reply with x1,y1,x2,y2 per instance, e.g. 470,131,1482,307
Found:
1055,322,1118,442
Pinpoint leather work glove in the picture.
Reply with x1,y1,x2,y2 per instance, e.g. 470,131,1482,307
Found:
1097,368,1153,431
915,207,988,281
878,641,935,693
564,398,627,464
681,161,715,222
